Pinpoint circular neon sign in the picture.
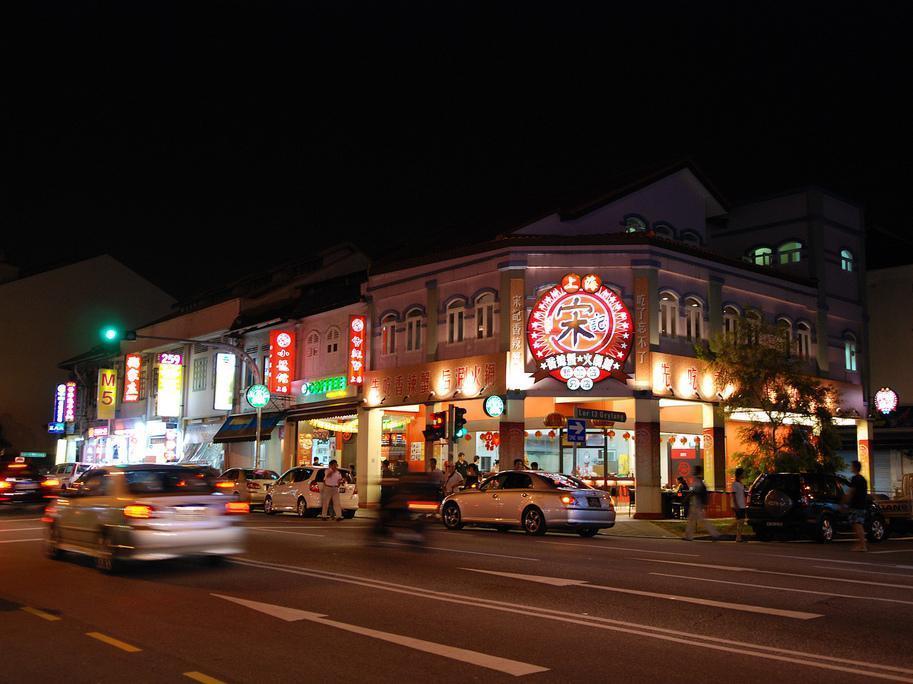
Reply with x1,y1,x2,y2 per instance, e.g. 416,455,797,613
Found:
527,273,632,390
246,384,271,408
874,387,898,415
483,395,505,418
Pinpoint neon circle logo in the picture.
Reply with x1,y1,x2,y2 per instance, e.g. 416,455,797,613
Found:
874,387,898,415
527,273,632,390
275,332,292,348
351,317,364,332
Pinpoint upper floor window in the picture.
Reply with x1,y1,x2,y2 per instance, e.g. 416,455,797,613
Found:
776,318,792,355
192,356,208,392
623,215,648,233
749,247,772,266
778,241,802,264
844,334,857,372
841,249,854,272
305,331,320,358
447,300,465,343
475,293,495,339
652,223,674,239
723,306,739,340
684,297,703,342
325,327,340,355
796,322,812,359
405,308,423,352
743,310,762,344
680,230,701,246
659,292,678,338
381,314,397,355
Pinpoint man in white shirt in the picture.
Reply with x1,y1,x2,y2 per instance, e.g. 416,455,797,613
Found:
320,460,345,521
442,461,464,497
427,458,444,487
732,467,747,543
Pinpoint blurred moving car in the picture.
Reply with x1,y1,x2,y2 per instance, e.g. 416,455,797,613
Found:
441,470,615,537
747,472,886,542
217,468,278,506
263,466,358,518
1,463,58,506
45,462,93,492
44,464,247,572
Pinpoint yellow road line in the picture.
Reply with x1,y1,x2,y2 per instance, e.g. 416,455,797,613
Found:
21,606,61,622
184,672,226,684
85,631,142,652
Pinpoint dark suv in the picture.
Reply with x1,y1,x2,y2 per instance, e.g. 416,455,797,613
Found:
747,472,887,543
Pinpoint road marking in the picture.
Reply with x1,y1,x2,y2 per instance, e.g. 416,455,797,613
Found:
0,527,44,533
651,572,913,606
214,593,548,676
462,568,820,619
0,537,42,544
231,558,913,682
871,549,913,555
247,528,325,538
634,558,913,590
86,632,142,652
183,672,226,684
379,541,538,561
763,553,913,569
21,606,62,621
812,565,913,578
539,540,699,556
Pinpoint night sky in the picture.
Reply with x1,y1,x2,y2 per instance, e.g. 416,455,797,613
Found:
9,2,913,299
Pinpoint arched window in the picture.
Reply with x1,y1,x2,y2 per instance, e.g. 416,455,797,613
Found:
623,215,647,233
475,293,495,339
405,308,423,352
305,330,320,358
723,306,739,340
659,292,678,338
796,322,812,359
381,314,397,355
743,310,762,344
841,249,854,272
325,327,340,355
680,230,701,246
749,247,772,266
652,223,674,239
844,333,857,372
447,300,465,344
776,318,792,355
684,297,703,342
778,241,803,264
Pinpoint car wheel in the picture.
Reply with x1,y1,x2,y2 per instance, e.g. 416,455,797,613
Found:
815,515,834,543
442,502,464,530
868,515,889,543
577,528,599,538
342,509,357,519
95,532,120,574
46,525,63,560
522,506,547,536
263,496,276,515
297,498,308,518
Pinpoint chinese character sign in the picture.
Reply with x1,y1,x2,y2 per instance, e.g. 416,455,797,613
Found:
156,353,184,417
348,315,367,385
96,368,117,420
633,274,652,387
53,383,67,423
509,277,525,377
123,353,142,403
268,330,296,395
527,272,632,390
64,381,77,422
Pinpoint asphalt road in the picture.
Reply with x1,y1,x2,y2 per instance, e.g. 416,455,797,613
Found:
2,506,913,684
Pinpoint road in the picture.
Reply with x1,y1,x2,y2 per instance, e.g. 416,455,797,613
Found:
2,507,913,684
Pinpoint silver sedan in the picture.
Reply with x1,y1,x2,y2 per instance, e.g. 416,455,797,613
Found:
441,470,615,537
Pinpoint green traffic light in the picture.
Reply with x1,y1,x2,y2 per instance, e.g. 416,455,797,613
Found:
101,327,119,342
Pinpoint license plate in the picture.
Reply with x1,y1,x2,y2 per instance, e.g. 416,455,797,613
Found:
18,483,38,490
587,497,601,508
766,521,783,527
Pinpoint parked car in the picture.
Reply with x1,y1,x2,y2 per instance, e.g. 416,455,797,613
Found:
45,462,93,491
217,468,278,506
263,466,358,518
441,470,615,537
747,472,887,542
44,464,247,572
1,463,57,506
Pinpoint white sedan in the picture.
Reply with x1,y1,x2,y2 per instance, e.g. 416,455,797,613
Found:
44,464,247,572
441,471,615,537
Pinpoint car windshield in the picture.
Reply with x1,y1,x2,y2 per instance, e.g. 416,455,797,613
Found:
243,469,278,480
124,468,217,495
537,473,591,490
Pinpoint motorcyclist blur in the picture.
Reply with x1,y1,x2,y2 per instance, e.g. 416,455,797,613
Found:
375,464,440,545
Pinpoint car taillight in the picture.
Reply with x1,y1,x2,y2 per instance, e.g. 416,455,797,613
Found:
310,483,321,493
225,501,250,515
0,481,11,490
124,504,155,519
41,479,60,488
246,481,261,490
41,505,57,523
407,501,439,512
560,495,575,506
215,481,234,489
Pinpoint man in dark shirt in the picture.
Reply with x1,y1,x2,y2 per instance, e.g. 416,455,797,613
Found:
846,460,868,552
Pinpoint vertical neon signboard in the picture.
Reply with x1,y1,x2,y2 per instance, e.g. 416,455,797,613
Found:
64,381,78,422
156,353,184,417
53,383,67,423
348,315,367,385
213,352,237,411
96,368,117,420
124,353,142,403
268,330,295,395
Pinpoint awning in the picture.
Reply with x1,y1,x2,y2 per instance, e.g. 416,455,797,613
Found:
213,412,284,444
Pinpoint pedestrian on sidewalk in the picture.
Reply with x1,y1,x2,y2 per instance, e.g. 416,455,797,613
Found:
684,465,720,541
320,459,344,521
463,463,481,488
442,461,464,497
845,459,868,552
455,452,469,478
731,467,747,542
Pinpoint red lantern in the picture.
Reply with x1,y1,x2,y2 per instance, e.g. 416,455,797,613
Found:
622,432,630,440
680,436,687,445
693,436,701,446
492,433,501,447
548,430,556,439
465,433,472,441
535,431,542,438
668,436,675,444
608,430,615,438
524,432,530,439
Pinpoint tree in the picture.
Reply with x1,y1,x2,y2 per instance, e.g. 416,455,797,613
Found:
696,317,843,481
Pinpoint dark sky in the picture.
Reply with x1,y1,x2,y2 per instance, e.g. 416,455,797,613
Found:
8,1,913,299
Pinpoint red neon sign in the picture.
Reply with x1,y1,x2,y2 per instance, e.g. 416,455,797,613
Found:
268,330,296,395
124,353,142,403
348,315,367,385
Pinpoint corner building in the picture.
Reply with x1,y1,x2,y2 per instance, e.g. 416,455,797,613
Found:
359,164,869,517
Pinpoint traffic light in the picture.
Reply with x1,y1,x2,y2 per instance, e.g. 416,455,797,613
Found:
451,406,467,442
100,326,137,343
423,411,447,441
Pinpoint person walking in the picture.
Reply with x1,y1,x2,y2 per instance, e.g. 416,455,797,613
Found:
684,465,720,541
320,459,344,521
455,452,469,478
442,461,465,497
463,463,481,488
731,467,747,543
845,460,869,552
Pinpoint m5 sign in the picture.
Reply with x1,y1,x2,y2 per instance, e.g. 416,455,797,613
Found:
96,368,117,420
